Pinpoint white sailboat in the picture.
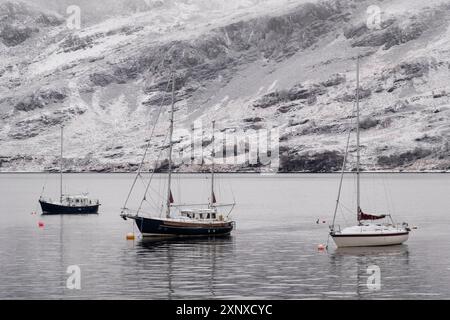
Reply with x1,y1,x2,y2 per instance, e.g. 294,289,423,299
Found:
329,56,411,248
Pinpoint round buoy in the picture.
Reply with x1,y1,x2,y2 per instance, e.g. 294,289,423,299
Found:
322,220,326,224
317,244,326,251
38,221,44,228
126,233,135,240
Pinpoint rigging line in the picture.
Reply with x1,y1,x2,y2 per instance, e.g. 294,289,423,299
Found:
121,76,172,211
325,233,331,251
138,174,148,189
331,101,356,229
339,201,353,215
143,196,159,212
39,170,50,198
388,176,396,215
142,183,167,211
382,173,394,215
226,203,235,218
338,202,353,226
147,183,166,202
228,175,236,206
170,202,235,207
136,131,170,216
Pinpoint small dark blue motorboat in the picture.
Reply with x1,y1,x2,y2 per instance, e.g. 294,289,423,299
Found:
40,195,100,215
39,126,100,215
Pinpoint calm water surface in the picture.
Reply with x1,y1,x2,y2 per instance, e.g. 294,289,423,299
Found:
0,173,449,299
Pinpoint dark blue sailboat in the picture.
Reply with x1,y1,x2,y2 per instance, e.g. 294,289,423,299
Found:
122,208,234,237
121,74,235,237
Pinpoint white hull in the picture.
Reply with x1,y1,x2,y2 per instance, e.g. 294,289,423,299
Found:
332,232,409,248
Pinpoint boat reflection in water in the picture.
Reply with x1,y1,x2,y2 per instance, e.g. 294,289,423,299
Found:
327,245,410,298
133,236,236,299
332,244,410,257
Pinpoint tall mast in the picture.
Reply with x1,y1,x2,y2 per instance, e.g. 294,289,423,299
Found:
60,125,63,202
356,55,361,219
210,120,216,208
166,73,175,218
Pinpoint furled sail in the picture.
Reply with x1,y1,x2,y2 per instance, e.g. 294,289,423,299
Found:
358,208,386,221
169,190,174,204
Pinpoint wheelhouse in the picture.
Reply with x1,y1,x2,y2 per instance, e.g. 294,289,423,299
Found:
62,195,99,207
40,195,99,207
180,208,218,220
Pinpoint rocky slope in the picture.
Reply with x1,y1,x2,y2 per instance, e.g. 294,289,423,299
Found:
0,0,449,172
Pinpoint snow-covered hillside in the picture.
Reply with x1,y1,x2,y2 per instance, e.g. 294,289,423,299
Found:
0,0,449,172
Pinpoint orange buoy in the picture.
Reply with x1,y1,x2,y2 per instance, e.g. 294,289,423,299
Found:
38,221,44,228
317,244,326,251
126,233,135,240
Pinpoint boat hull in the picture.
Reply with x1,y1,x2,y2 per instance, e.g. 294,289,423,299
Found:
39,200,99,215
331,232,409,248
130,216,234,237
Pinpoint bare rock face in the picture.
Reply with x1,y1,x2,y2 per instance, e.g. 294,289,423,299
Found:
339,87,371,102
14,89,67,112
344,5,445,50
0,1,62,46
0,24,34,46
60,34,100,53
89,73,118,87
0,0,449,172
377,147,433,168
359,117,379,130
321,74,346,87
254,84,326,108
280,150,344,172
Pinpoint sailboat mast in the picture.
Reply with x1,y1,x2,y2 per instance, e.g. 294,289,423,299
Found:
166,74,175,218
210,120,215,208
356,56,361,218
60,126,63,202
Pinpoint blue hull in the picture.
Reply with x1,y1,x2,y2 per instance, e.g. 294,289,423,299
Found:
131,216,234,237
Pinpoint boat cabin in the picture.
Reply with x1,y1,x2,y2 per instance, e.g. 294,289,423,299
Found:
60,195,99,207
180,208,218,220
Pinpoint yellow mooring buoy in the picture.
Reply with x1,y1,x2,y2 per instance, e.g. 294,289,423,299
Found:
126,233,135,240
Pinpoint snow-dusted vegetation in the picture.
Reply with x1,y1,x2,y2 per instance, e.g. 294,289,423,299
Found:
0,0,449,172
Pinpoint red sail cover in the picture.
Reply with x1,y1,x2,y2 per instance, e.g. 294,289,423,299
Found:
169,190,174,204
358,208,386,221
